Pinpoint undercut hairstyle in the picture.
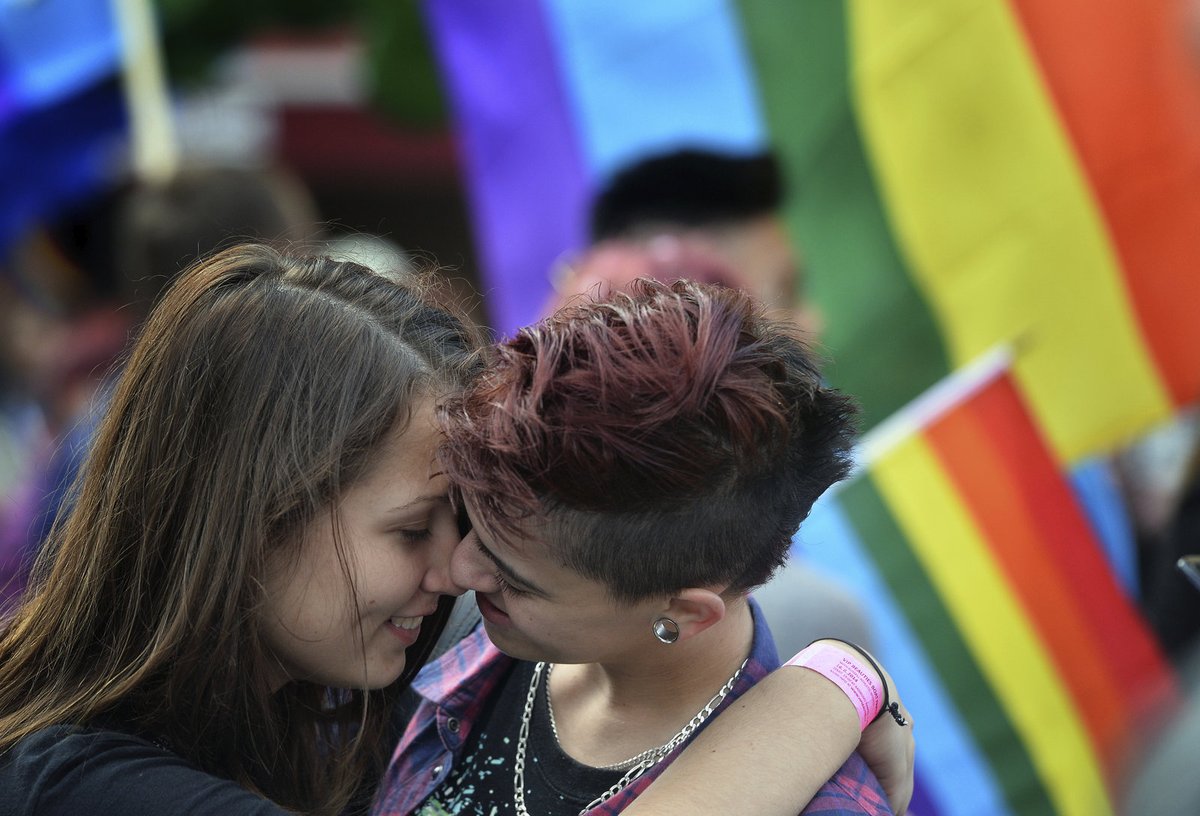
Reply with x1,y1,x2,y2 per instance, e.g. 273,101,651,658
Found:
589,148,784,242
0,244,483,815
440,277,857,602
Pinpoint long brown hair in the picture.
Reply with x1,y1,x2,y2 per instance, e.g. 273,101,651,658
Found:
0,244,482,814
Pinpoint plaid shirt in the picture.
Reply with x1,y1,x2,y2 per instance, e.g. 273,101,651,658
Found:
372,598,892,816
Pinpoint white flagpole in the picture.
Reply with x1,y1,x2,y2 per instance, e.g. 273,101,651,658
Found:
111,0,178,182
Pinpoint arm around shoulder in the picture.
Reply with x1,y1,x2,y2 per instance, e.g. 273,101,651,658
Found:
623,665,862,816
624,640,914,816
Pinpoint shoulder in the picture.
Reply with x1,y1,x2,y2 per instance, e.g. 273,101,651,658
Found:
800,752,893,816
0,724,288,816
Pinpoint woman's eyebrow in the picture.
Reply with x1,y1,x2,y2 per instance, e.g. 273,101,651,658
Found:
386,493,450,514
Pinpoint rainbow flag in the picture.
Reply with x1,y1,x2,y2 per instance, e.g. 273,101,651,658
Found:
425,0,1200,464
801,352,1175,816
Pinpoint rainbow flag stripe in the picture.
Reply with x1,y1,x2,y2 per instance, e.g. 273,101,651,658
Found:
803,355,1175,816
426,0,1200,464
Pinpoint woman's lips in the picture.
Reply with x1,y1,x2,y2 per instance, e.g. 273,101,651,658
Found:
384,616,422,646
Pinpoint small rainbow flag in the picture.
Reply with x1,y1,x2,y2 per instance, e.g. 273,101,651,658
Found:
801,352,1176,816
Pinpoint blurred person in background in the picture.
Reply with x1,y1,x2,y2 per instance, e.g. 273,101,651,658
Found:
0,165,318,612
552,147,873,657
0,221,135,613
1116,6,1200,810
114,165,319,317
0,278,41,495
1139,444,1200,662
585,148,819,334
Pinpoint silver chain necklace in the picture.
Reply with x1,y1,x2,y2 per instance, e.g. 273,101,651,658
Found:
512,659,748,816
544,664,685,771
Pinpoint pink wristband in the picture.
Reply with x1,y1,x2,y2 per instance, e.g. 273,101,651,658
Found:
784,642,883,731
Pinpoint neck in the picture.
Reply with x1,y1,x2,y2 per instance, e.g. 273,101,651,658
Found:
546,598,754,767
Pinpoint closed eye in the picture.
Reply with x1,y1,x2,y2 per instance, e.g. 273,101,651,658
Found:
474,537,535,597
493,569,527,597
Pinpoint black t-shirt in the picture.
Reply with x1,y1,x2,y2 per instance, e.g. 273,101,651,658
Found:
0,724,287,816
416,661,625,815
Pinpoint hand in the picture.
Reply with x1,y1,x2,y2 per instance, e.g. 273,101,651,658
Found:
809,639,915,815
859,689,914,815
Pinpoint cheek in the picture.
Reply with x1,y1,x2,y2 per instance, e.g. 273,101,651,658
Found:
276,582,353,641
356,545,426,609
269,544,367,638
512,604,573,641
260,584,354,685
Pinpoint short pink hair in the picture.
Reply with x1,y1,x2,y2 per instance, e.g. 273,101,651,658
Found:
441,273,857,600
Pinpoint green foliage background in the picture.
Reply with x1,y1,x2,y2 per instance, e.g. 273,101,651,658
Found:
155,0,445,126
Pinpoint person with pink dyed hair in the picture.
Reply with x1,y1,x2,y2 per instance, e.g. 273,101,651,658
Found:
570,150,874,660
374,246,911,816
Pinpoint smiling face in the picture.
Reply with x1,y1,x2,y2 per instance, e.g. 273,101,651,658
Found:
449,505,663,666
262,401,461,690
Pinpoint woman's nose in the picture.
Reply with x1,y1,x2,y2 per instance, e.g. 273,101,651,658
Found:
420,530,464,596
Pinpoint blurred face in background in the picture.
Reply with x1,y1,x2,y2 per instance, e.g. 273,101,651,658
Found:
691,215,823,339
552,226,822,339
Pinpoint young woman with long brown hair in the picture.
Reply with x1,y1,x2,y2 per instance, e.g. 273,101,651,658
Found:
0,244,477,814
0,244,910,815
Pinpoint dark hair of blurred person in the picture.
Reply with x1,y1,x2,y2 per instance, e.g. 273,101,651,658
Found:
589,150,782,242
115,164,318,318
